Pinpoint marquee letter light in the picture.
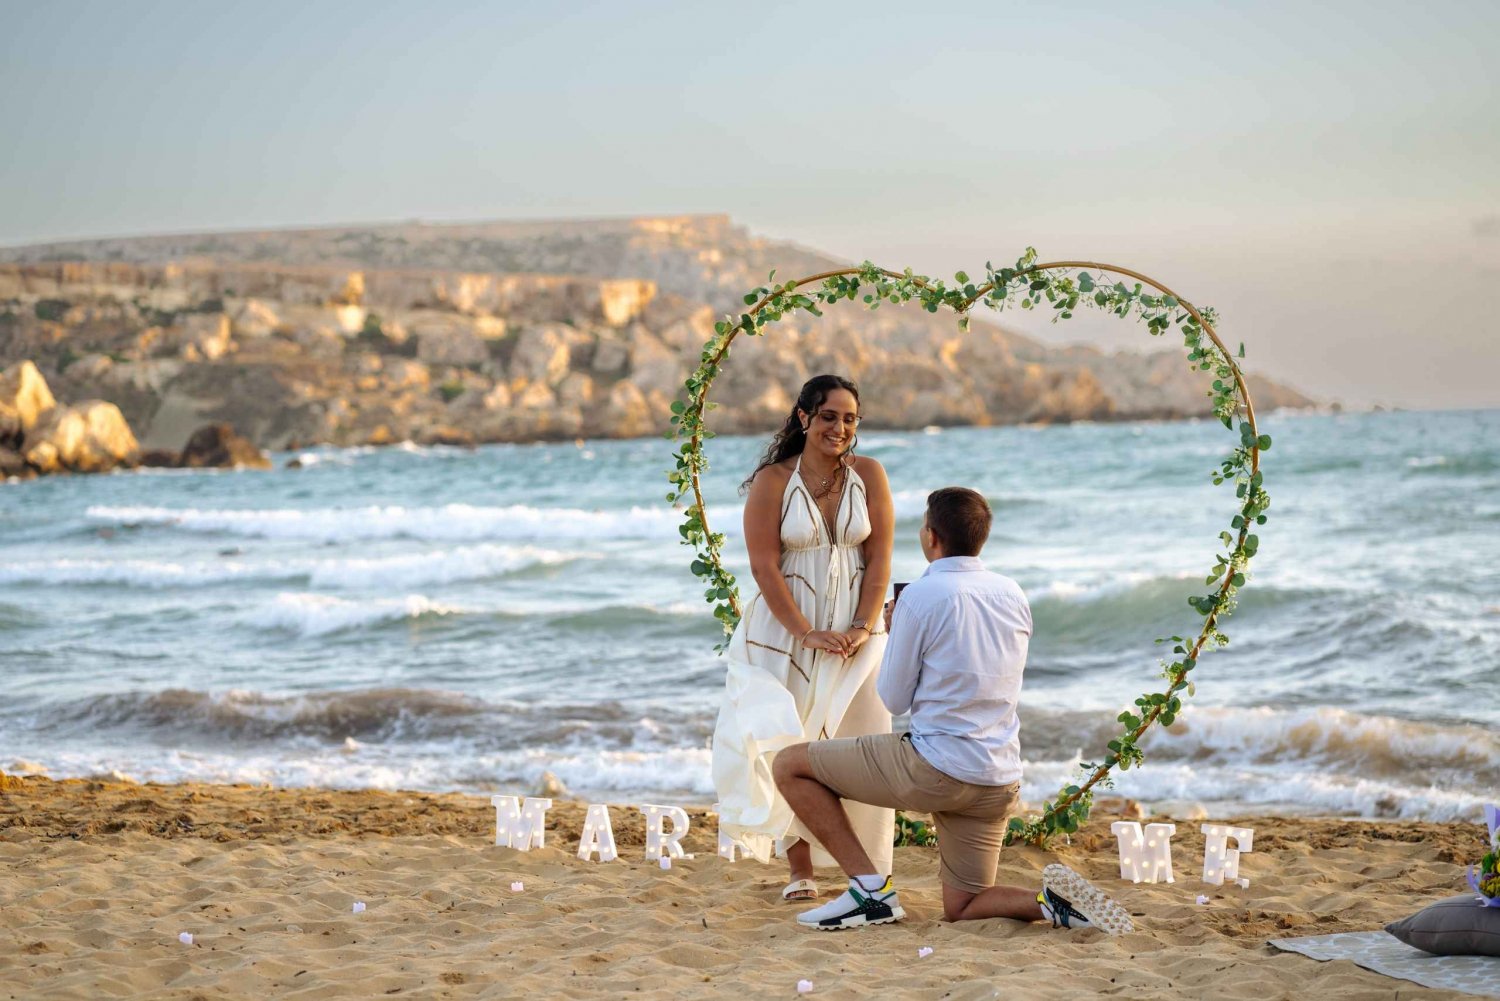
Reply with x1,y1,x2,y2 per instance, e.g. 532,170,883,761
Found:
578,803,619,862
1201,824,1254,886
491,795,553,850
713,804,747,862
640,804,694,861
1111,821,1177,883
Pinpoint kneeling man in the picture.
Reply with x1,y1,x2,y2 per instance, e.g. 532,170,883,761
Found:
773,487,1131,934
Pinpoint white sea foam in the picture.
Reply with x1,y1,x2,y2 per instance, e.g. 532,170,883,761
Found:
19,744,717,800
246,593,468,637
0,545,585,589
1020,756,1489,822
1141,705,1499,775
11,702,1493,821
15,734,1484,819
304,545,586,588
0,558,269,587
239,592,699,636
86,503,680,543
1019,703,1497,822
1028,571,1180,603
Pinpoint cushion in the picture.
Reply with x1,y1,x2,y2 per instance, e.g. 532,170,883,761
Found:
1384,894,1500,957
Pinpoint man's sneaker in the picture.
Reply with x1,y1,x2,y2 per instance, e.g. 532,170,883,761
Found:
1038,863,1134,935
796,877,905,930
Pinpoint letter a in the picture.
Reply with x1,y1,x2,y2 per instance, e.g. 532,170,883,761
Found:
578,804,619,862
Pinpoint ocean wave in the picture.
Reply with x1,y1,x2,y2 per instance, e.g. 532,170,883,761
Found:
22,687,712,749
227,592,707,637
245,593,469,636
544,601,701,629
1026,574,1332,645
85,503,681,543
1404,453,1499,476
1021,703,1497,818
889,489,1044,521
1142,705,1499,779
8,695,1493,821
1020,755,1488,822
9,729,1486,820
9,744,717,799
304,545,587,588
0,545,587,591
0,557,269,588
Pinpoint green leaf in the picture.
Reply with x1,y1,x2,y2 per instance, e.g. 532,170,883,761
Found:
743,292,758,305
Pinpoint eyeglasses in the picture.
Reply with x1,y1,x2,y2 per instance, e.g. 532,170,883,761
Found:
813,410,862,429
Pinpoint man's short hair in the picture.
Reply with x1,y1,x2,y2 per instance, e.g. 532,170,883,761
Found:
926,487,991,557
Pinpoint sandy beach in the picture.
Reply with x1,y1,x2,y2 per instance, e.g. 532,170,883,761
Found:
0,773,1484,1000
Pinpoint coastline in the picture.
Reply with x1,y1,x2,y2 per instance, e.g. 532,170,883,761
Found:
2,775,1483,999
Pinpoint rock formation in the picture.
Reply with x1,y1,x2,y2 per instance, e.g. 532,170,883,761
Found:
177,423,272,469
0,360,268,479
0,217,1317,454
22,399,139,474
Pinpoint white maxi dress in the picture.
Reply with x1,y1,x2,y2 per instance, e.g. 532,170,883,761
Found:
711,456,894,873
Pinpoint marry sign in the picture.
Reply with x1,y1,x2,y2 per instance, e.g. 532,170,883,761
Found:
496,796,1252,888
491,796,746,862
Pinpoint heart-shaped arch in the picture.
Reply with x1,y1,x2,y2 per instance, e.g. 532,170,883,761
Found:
667,250,1271,844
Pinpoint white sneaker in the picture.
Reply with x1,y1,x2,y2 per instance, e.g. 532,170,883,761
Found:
796,877,905,930
1039,863,1134,935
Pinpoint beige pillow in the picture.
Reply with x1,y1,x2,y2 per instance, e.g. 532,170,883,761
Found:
1385,894,1500,957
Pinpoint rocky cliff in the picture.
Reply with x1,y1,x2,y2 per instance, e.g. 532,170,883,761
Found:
0,217,1314,450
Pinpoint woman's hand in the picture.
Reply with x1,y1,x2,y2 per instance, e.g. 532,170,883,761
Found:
800,629,852,656
837,626,872,657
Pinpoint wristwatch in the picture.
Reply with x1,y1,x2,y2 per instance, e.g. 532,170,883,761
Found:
851,618,870,633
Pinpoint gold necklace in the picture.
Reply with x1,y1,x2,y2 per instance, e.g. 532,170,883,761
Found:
801,460,844,500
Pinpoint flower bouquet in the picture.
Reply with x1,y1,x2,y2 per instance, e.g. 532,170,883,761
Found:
1467,803,1499,906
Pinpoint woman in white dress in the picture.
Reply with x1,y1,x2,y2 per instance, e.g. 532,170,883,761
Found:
712,375,895,900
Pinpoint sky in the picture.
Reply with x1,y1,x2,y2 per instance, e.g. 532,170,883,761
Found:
2,0,1496,409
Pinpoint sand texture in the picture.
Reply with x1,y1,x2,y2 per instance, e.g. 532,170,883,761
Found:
0,775,1485,1000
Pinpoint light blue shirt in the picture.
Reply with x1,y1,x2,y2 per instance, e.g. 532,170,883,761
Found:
877,555,1031,786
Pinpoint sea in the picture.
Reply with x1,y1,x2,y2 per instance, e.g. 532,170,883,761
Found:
1,409,1495,822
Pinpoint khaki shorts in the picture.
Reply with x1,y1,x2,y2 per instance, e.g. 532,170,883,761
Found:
807,732,1021,895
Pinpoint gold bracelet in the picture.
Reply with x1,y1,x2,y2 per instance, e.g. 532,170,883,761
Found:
799,627,814,646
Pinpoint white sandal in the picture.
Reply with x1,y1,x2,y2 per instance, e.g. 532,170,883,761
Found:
782,878,819,901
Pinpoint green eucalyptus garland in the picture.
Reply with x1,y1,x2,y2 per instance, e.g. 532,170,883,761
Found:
665,249,1269,846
